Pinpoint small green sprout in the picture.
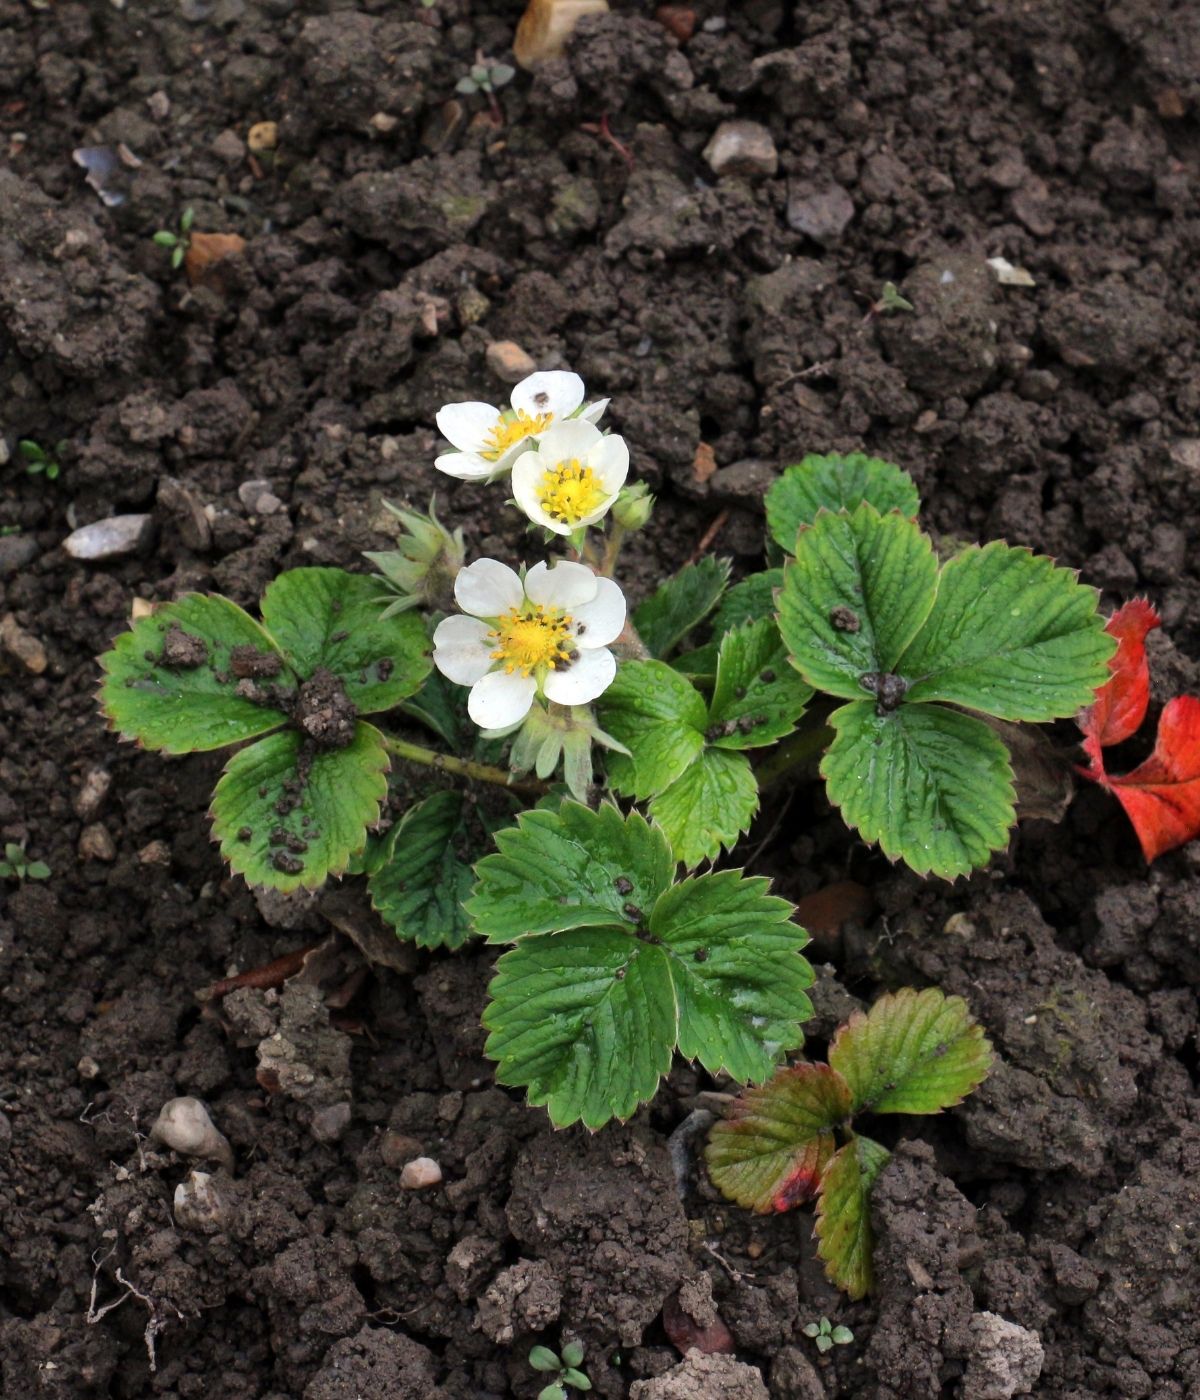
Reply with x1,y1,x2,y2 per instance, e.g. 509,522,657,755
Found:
867,281,914,319
529,1340,591,1399
456,57,516,98
803,1317,854,1354
0,842,51,882
153,206,195,270
17,439,64,482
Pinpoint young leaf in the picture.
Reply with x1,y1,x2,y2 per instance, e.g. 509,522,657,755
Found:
538,1388,567,1400
210,722,389,891
560,1341,585,1368
766,453,920,553
467,802,675,943
707,619,814,750
898,542,1116,722
368,791,477,950
711,569,784,638
815,1134,890,1300
1077,597,1160,761
529,1347,562,1373
821,701,1015,880
778,504,938,701
260,568,431,715
650,869,814,1083
705,1063,851,1212
563,1371,591,1391
100,595,292,754
649,747,758,869
827,987,992,1116
634,557,731,659
1087,696,1200,862
599,661,708,799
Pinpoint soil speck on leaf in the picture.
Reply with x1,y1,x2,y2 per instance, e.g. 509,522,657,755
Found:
158,624,208,670
296,667,357,749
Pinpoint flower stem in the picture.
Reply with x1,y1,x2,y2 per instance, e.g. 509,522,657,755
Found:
753,723,834,789
380,734,548,797
599,522,627,577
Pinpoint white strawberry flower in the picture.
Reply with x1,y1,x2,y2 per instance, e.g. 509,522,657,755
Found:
510,420,629,536
434,371,609,483
432,557,627,729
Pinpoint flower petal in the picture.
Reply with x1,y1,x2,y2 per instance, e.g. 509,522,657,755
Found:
570,577,626,648
468,670,536,729
455,558,524,618
525,559,599,609
511,371,584,424
433,615,495,685
535,418,605,465
436,401,500,454
434,450,500,482
587,432,630,494
579,397,610,425
543,646,617,705
511,451,571,535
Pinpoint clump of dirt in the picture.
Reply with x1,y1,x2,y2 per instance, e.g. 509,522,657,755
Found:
296,667,358,749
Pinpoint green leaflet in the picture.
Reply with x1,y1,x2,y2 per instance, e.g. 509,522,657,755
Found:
815,1135,891,1301
711,569,784,638
777,504,938,700
99,594,293,754
210,722,390,891
708,619,814,750
704,1062,850,1213
821,701,1015,880
766,453,920,553
466,802,676,942
368,791,478,950
634,556,731,658
648,747,759,869
600,661,708,800
897,541,1116,721
828,987,993,1115
260,567,432,715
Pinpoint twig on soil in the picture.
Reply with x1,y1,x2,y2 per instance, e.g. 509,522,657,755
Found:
703,1240,755,1284
202,944,319,1001
685,508,731,566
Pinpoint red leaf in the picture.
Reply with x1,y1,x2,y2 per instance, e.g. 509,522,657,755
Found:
1105,697,1200,862
1077,598,1160,767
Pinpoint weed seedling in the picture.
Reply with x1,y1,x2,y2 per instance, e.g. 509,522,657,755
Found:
0,842,51,882
529,1340,591,1398
152,206,195,270
456,53,516,125
17,438,63,482
862,280,914,323
803,1317,854,1354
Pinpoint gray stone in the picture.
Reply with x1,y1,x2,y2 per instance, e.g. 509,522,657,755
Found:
63,514,153,561
962,1312,1044,1400
703,120,778,179
631,1351,769,1400
211,128,246,164
787,180,855,245
238,479,282,515
0,533,39,577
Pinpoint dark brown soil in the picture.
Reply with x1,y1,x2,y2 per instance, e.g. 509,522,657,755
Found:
2,0,1199,1395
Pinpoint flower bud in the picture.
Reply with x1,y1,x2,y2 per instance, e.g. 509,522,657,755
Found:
365,499,465,616
612,481,654,531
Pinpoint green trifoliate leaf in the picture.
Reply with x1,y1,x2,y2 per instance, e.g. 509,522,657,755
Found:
711,569,784,637
815,1134,891,1300
467,802,675,943
99,594,293,754
828,987,992,1116
634,556,731,658
896,541,1116,721
482,867,812,1128
778,504,938,701
821,701,1015,880
210,722,390,891
707,619,814,750
368,791,479,950
705,1062,850,1213
766,453,920,553
648,747,759,869
650,869,813,1081
599,661,708,800
260,568,432,715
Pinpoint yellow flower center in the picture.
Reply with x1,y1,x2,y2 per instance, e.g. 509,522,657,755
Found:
538,458,609,525
482,409,552,462
489,605,575,676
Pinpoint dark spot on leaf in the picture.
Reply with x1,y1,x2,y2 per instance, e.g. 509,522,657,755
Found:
934,1042,948,1057
237,826,252,842
269,827,288,846
771,1161,824,1211
759,668,776,683
734,686,747,700
623,902,643,922
830,605,861,633
329,629,349,644
614,966,626,981
296,667,358,749
330,599,342,614
614,876,633,895
860,671,908,713
258,786,268,798
377,657,394,681
272,852,305,875
286,835,308,854
694,948,709,962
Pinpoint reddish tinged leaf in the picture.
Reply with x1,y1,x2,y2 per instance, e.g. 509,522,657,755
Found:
704,1062,852,1214
815,1134,891,1300
1102,697,1200,862
1077,598,1160,765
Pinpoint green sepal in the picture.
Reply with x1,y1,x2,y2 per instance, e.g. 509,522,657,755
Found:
633,556,731,658
99,594,293,754
260,568,432,715
766,452,920,553
815,1134,891,1300
210,722,390,891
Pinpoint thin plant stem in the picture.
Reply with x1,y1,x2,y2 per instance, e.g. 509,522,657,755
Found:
599,522,627,577
381,733,548,797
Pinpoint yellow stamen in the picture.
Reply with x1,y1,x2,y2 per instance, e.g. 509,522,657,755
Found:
537,458,609,525
482,409,552,462
488,605,575,676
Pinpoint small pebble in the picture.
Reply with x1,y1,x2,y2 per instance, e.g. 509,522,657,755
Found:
138,839,171,866
211,128,246,163
63,514,153,562
1,613,48,674
174,1171,230,1232
310,1102,352,1144
79,823,117,862
787,180,856,245
485,341,537,383
399,1156,443,1190
77,1056,101,1080
247,121,278,153
73,766,112,821
238,479,281,515
702,120,778,179
146,90,170,120
0,534,39,577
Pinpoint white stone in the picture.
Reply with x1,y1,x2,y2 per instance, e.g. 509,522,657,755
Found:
63,514,153,561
